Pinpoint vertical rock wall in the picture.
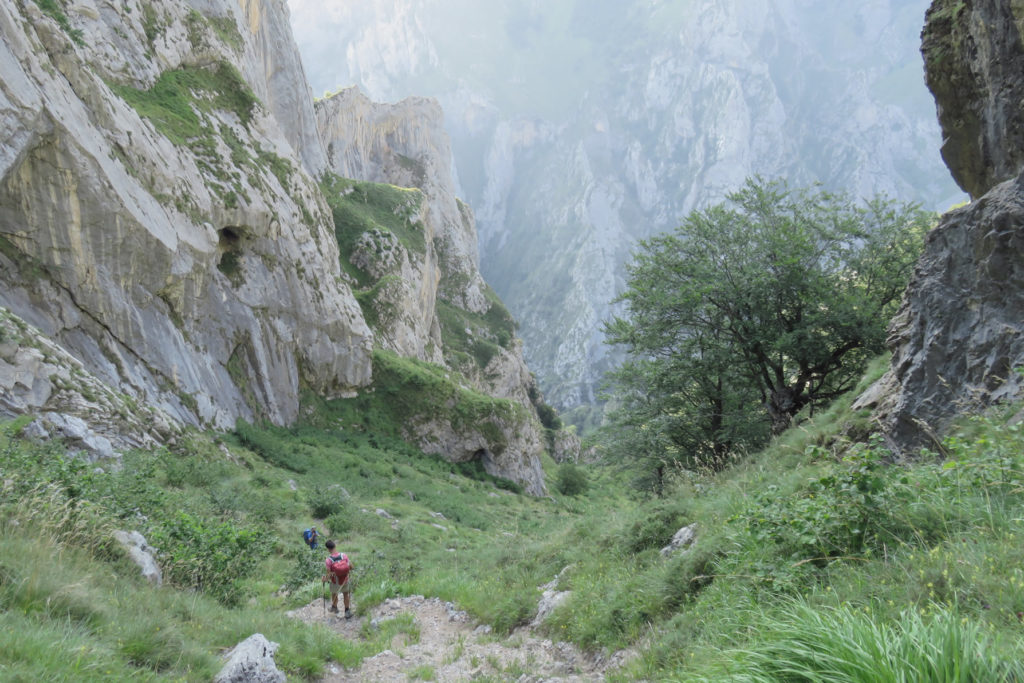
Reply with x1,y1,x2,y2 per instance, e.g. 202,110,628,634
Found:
868,0,1024,451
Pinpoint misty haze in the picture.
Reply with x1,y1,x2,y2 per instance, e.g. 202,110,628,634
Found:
288,0,962,427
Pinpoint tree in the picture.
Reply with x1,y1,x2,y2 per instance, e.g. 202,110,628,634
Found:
602,178,931,479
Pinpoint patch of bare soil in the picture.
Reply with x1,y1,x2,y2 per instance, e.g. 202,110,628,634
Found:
288,595,634,682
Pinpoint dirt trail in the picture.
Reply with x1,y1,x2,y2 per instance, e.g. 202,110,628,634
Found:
288,595,633,682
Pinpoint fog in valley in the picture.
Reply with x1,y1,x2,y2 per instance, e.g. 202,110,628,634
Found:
287,0,962,426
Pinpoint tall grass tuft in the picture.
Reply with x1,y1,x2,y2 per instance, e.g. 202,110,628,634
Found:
707,600,1024,682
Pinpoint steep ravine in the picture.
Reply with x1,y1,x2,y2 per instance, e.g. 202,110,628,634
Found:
0,0,561,494
288,0,964,413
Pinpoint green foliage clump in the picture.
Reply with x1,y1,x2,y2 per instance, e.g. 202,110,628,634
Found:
621,498,689,553
112,62,257,145
306,484,345,519
330,349,522,456
235,420,309,473
555,462,588,496
743,440,887,564
603,176,933,485
148,512,270,606
321,173,425,278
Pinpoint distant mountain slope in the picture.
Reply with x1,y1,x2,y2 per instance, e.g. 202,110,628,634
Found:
289,0,963,414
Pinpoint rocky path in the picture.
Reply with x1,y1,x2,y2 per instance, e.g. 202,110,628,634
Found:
288,595,632,682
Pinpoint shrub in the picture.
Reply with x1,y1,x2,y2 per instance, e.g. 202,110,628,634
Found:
307,485,345,519
555,462,588,496
148,512,271,606
623,499,690,553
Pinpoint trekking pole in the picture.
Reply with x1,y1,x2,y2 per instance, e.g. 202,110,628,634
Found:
322,580,326,617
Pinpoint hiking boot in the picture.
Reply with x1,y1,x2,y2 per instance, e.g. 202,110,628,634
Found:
328,606,339,614
344,608,352,619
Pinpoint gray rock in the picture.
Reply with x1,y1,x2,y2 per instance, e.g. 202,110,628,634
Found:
214,634,285,683
44,413,115,462
922,0,1024,199
660,523,698,557
112,529,162,586
874,175,1024,453
0,0,374,434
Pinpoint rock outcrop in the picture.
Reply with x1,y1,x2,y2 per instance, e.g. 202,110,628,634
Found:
315,87,561,490
0,0,557,493
0,0,372,431
921,0,1024,199
866,0,1024,452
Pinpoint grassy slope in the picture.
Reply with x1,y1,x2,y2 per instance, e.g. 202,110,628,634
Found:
2,353,1024,681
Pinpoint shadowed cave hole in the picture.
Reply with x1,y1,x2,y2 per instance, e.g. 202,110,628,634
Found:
217,227,245,282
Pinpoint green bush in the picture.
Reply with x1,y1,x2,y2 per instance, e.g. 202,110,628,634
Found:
623,498,690,553
555,462,588,496
147,512,271,606
236,421,309,473
307,485,345,519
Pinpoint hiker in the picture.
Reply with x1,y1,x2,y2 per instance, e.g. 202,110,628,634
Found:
323,539,352,618
303,526,319,549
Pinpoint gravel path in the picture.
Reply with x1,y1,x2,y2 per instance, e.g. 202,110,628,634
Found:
288,595,633,682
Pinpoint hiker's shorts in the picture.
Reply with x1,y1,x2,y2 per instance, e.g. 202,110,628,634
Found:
329,580,350,595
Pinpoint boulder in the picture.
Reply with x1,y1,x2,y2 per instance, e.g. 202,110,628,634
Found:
214,634,285,683
660,523,698,557
112,530,162,586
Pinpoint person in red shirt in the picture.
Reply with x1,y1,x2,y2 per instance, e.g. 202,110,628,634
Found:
323,540,352,618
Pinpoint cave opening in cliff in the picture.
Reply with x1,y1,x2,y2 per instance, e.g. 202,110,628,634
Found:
218,227,242,250
217,227,245,283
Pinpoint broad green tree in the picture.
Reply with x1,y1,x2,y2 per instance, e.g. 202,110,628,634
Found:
602,178,932,483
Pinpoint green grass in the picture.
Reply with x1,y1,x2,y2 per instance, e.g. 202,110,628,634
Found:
112,63,256,145
2,353,1024,680
321,173,426,278
33,0,84,45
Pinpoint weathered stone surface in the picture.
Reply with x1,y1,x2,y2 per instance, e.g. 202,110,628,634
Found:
0,0,555,496
867,1,1024,453
316,86,552,493
0,308,175,451
875,175,1024,453
113,530,162,586
550,428,583,464
317,86,488,316
922,0,1024,198
214,633,286,683
661,523,698,558
408,410,546,496
0,0,373,432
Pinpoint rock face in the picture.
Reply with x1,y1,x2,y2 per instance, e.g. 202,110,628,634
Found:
0,0,372,431
868,0,1024,452
315,87,558,491
289,0,964,413
921,0,1024,199
0,0,556,493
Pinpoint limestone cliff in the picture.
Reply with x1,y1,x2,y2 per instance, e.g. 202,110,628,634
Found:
0,0,373,432
0,0,555,493
920,0,1024,199
315,88,557,490
862,0,1024,452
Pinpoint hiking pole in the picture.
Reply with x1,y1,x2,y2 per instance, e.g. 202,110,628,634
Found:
322,580,326,617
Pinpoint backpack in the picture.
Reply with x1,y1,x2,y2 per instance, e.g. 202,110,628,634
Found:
326,552,350,583
303,528,316,543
